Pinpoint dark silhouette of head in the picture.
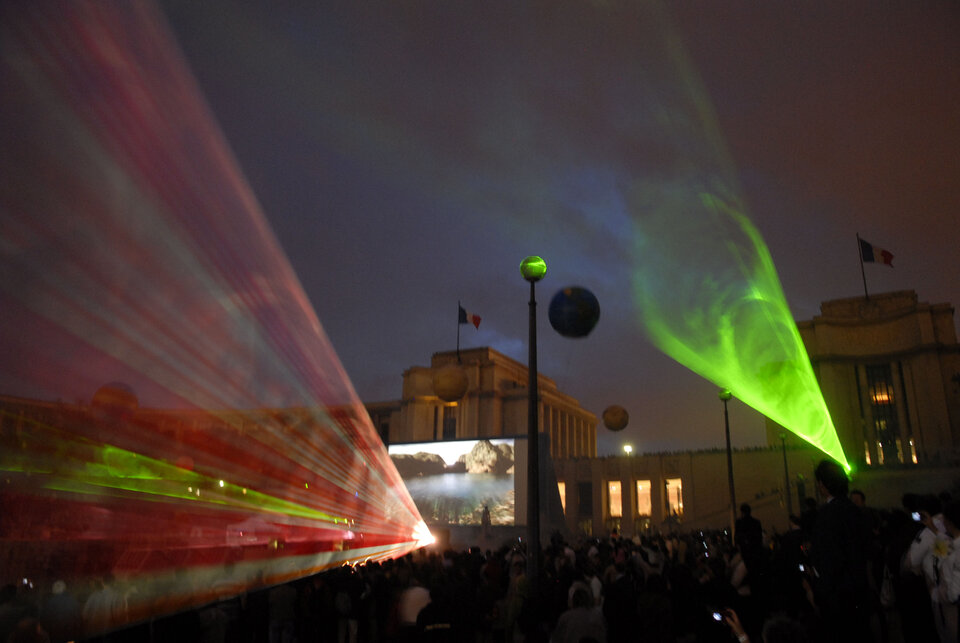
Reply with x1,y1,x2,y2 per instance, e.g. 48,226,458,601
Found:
571,586,593,609
850,489,866,507
0,584,16,604
761,613,810,643
902,492,920,513
740,503,752,517
942,499,960,535
918,493,942,517
814,460,849,499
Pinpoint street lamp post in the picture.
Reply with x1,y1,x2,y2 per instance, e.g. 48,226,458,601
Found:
520,256,546,591
719,389,737,538
780,432,793,517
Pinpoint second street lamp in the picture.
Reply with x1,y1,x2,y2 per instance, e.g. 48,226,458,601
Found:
780,432,793,517
719,388,737,539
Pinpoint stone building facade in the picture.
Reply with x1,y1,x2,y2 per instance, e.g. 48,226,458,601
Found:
553,446,825,538
366,347,598,458
775,290,960,467
552,444,959,540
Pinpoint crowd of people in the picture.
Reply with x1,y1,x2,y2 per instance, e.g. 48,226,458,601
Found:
2,459,960,643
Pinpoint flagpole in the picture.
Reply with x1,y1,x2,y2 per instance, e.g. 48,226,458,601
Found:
856,233,869,300
456,301,461,362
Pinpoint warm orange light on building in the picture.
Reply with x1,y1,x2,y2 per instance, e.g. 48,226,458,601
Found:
665,478,683,516
871,390,891,404
608,481,622,518
636,480,652,516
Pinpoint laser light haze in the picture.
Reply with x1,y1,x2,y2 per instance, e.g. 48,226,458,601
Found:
618,13,848,469
0,0,424,637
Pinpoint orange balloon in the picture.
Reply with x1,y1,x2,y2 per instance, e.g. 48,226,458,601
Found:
433,365,468,402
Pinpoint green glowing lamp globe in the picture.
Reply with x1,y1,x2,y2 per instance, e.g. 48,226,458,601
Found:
718,389,732,401
520,256,547,282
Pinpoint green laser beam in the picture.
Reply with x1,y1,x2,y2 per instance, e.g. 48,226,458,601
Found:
632,194,848,469
1,414,348,523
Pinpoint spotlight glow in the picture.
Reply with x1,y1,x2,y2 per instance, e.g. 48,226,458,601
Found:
413,520,436,548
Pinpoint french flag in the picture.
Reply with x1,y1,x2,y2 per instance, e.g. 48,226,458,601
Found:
458,305,481,329
859,238,894,266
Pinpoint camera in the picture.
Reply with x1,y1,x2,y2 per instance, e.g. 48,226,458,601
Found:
912,511,921,522
712,611,723,622
798,563,806,572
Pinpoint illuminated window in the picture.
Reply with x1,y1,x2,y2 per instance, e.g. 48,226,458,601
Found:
868,368,895,405
864,441,872,466
870,387,893,404
895,438,904,464
665,478,683,517
558,481,566,514
608,481,622,518
866,364,900,464
636,480,652,516
909,438,919,464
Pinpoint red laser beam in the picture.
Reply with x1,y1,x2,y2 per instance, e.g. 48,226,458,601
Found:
0,1,427,638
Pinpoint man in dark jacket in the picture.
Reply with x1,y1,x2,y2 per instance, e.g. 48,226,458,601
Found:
735,503,764,573
809,459,870,643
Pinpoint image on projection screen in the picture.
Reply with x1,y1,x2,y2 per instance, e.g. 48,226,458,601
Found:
388,438,515,526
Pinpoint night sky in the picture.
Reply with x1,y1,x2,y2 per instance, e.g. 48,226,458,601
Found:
157,0,960,455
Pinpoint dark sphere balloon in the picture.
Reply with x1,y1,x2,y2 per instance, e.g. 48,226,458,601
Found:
602,405,629,432
548,286,600,338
